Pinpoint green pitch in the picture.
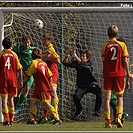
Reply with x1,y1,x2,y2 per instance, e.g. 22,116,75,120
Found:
0,121,133,132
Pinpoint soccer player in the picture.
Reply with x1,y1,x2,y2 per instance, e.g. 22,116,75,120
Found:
0,36,23,126
101,25,131,128
38,33,60,124
13,35,36,114
63,47,102,120
24,47,62,125
110,38,130,125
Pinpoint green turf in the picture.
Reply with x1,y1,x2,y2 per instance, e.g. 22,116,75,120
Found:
0,121,133,131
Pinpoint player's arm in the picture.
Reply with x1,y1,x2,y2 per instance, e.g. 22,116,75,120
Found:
47,57,60,64
63,46,71,63
23,74,31,83
18,68,23,88
71,46,81,64
123,57,131,90
123,57,130,75
130,63,133,67
44,50,60,64
24,60,35,83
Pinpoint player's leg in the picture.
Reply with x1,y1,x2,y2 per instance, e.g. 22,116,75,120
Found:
51,85,59,114
14,87,22,107
37,108,48,124
27,99,37,124
39,85,59,124
42,91,61,125
8,94,15,125
115,77,124,128
72,87,85,120
103,91,112,128
110,98,117,123
1,95,10,126
43,102,62,125
15,76,34,114
45,75,59,124
87,84,102,117
116,94,123,128
110,92,117,124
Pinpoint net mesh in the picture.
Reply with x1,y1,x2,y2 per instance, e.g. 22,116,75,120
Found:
1,2,133,122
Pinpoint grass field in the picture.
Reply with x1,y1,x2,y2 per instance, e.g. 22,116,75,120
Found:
0,121,133,132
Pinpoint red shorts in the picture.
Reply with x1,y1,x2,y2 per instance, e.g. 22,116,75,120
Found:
31,89,51,102
103,77,125,95
0,87,17,96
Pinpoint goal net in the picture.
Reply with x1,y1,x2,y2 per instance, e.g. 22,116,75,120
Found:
0,2,133,123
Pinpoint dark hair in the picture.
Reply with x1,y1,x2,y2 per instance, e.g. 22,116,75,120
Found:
22,35,31,42
117,38,126,44
2,36,12,49
43,33,53,41
80,49,92,60
108,25,118,38
32,48,42,59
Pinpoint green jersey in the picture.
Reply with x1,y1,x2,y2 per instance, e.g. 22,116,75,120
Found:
13,44,36,73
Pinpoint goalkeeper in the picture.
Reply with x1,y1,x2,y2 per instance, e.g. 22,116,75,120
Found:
13,35,36,114
63,47,102,120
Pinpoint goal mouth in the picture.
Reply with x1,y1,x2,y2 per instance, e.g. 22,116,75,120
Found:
0,2,132,123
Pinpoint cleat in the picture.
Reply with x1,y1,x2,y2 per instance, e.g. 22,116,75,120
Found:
49,119,56,124
103,124,112,128
103,118,112,128
3,121,10,126
52,120,62,125
71,111,83,120
38,117,48,124
116,118,123,128
27,121,37,125
10,122,13,126
14,107,21,114
121,113,129,124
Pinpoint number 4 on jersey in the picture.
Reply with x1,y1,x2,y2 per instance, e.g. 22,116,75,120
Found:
5,57,11,69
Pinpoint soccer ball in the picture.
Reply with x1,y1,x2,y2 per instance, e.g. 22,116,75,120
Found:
32,19,43,30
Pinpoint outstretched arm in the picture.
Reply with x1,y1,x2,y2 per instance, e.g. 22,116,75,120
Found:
71,47,81,64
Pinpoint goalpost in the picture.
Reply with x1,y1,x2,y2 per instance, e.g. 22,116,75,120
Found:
0,5,133,123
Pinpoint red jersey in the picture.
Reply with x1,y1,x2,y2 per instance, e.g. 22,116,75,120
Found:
0,49,22,88
26,59,52,92
101,38,129,77
45,44,60,73
45,43,60,85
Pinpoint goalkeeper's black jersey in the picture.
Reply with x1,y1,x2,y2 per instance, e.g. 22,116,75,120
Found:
63,60,98,88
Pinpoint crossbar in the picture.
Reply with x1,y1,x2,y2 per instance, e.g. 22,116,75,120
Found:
0,7,132,13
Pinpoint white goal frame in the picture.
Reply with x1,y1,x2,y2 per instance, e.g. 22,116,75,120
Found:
0,6,132,122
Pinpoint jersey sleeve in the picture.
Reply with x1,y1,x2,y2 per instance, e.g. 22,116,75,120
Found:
122,42,129,57
48,46,60,59
26,60,36,76
101,43,107,62
11,51,23,70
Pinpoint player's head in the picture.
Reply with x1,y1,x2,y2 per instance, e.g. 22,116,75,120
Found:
22,34,31,49
2,36,12,49
32,47,42,59
107,25,118,38
80,49,92,62
43,33,53,46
